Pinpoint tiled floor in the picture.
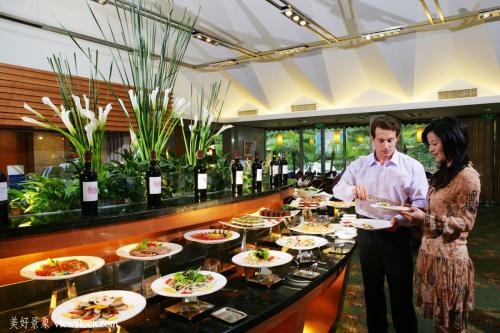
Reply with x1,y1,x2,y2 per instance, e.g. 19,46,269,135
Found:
336,206,500,333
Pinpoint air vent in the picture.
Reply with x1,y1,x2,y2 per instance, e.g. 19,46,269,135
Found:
291,103,316,112
438,88,477,100
237,109,257,116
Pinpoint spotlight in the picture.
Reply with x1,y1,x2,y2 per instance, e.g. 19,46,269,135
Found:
285,9,293,17
299,20,307,26
292,15,300,21
206,37,212,43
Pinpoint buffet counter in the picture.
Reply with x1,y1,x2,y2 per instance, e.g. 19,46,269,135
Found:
0,187,355,333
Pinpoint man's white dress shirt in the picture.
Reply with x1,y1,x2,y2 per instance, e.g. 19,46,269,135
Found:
333,150,428,226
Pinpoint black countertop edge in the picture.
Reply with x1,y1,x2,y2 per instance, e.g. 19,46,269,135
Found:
229,249,355,332
0,186,293,240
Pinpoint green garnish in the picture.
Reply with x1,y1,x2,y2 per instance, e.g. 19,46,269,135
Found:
253,249,270,260
173,270,209,284
47,258,59,266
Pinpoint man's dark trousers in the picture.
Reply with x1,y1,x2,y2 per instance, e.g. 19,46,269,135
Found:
358,227,417,333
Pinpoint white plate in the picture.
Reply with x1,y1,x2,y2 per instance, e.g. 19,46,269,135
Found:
184,229,240,244
370,204,410,212
51,290,146,328
151,271,227,298
232,250,293,268
219,219,280,230
116,242,183,261
20,256,105,281
335,229,357,240
290,223,341,235
247,209,300,219
276,236,328,250
289,198,329,209
353,218,392,230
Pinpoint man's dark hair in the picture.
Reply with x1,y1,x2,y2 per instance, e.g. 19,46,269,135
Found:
370,115,401,138
422,117,469,189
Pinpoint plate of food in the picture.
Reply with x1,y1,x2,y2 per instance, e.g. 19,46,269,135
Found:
370,202,411,212
352,218,392,230
184,229,240,244
20,256,105,280
220,216,279,230
276,235,328,250
51,290,146,328
290,197,328,209
151,270,227,298
328,201,355,208
232,249,293,268
290,222,341,235
247,208,300,219
116,240,182,261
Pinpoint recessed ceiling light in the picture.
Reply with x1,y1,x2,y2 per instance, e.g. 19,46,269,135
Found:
206,37,212,43
299,20,307,26
285,9,293,17
363,35,371,40
292,15,300,21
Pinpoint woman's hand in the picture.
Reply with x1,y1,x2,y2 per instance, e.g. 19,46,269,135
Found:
400,207,426,224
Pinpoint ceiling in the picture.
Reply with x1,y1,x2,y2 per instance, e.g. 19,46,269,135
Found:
1,0,500,122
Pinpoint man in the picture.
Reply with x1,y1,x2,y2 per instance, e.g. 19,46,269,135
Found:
333,115,428,333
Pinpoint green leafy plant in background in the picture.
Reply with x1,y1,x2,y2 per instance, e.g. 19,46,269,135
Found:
180,82,233,166
9,175,79,214
68,0,196,161
21,52,111,174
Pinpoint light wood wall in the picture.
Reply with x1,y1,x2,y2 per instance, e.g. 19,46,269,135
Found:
0,63,134,132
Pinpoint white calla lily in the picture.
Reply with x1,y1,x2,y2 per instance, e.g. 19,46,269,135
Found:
214,124,234,137
60,108,76,135
201,107,209,126
21,116,51,129
162,88,172,110
128,89,139,112
150,88,158,110
42,97,61,116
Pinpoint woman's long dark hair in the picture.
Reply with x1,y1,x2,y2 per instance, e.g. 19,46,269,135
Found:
422,117,469,189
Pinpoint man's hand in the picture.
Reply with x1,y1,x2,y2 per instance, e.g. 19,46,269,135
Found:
387,217,398,232
353,185,369,201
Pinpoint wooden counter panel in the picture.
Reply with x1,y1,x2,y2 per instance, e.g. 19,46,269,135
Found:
0,190,289,285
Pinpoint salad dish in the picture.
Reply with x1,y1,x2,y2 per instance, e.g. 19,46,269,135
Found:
116,241,183,261
151,270,227,298
184,229,240,244
20,256,105,280
51,290,146,328
232,249,293,268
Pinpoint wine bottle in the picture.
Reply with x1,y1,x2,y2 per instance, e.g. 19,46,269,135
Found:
280,153,288,186
274,153,282,188
0,170,8,225
80,151,98,216
194,150,207,201
146,150,162,209
269,151,278,189
232,151,244,196
251,151,262,193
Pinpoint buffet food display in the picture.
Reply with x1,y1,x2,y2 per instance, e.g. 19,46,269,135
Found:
20,256,105,281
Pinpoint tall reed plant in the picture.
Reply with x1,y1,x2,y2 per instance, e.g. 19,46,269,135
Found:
180,82,233,166
67,0,197,160
21,52,111,174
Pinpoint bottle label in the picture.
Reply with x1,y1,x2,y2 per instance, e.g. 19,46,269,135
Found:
236,171,243,185
0,182,7,201
149,177,162,194
83,181,98,202
272,165,279,175
198,173,207,190
282,165,288,175
256,169,262,181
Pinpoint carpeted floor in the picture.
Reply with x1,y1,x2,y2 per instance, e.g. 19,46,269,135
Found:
336,206,500,333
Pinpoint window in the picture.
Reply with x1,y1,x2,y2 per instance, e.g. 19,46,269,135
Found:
401,123,436,172
265,130,300,173
346,126,371,164
325,128,344,173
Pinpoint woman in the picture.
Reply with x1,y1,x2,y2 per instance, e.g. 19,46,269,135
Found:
401,117,480,333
